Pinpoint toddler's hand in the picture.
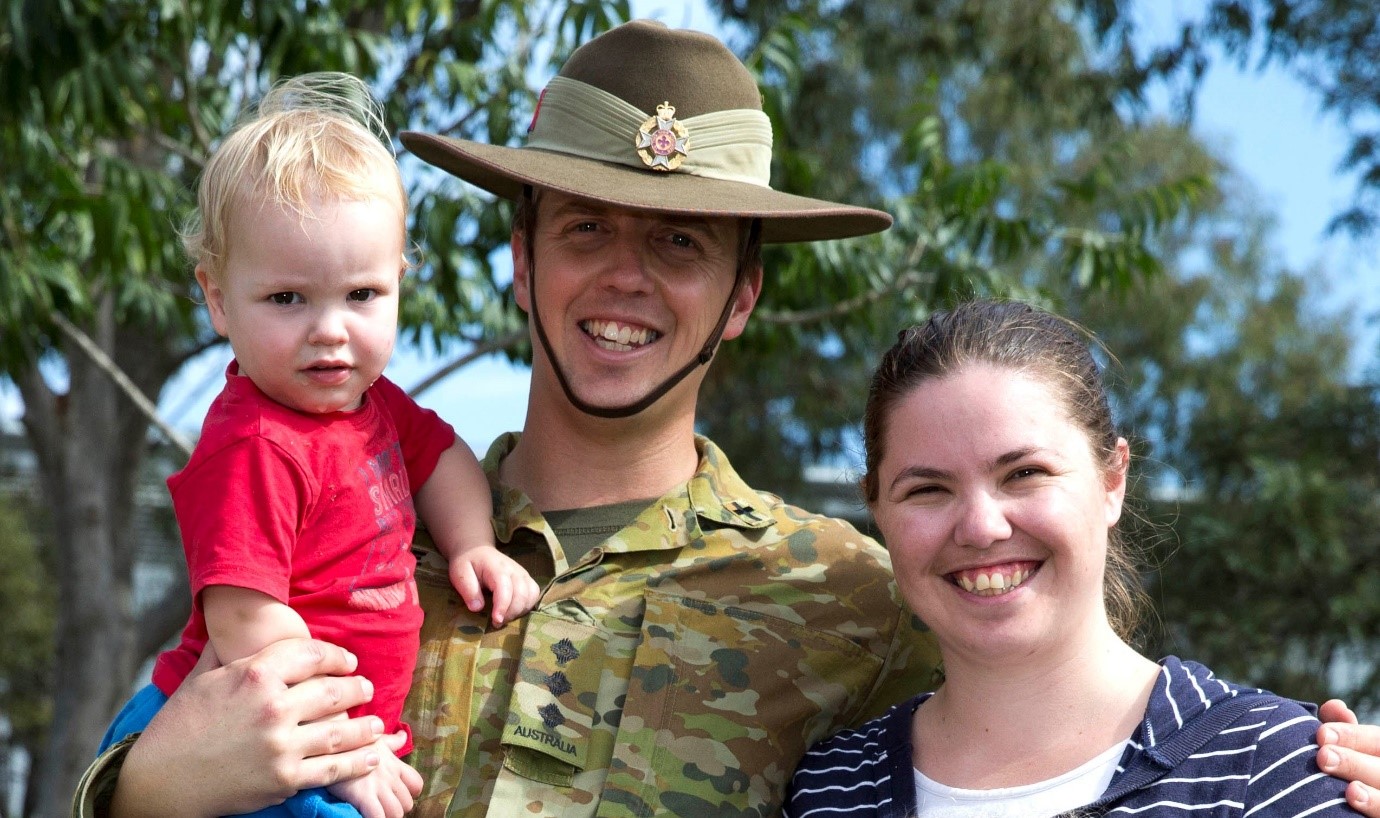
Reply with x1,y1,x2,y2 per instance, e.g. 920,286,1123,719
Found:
324,736,420,818
448,545,541,627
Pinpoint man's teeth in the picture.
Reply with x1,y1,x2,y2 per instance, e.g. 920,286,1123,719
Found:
583,319,657,349
956,567,1030,596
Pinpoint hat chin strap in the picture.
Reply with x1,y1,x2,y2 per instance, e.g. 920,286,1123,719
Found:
522,188,757,420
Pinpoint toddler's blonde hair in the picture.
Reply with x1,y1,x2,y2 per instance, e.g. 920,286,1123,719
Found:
185,72,407,278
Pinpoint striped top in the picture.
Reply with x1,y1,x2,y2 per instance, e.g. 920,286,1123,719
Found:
783,656,1359,818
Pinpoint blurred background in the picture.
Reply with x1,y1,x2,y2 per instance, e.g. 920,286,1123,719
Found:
1,1,1377,815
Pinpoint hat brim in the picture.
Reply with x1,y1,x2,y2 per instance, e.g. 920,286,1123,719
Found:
401,131,892,244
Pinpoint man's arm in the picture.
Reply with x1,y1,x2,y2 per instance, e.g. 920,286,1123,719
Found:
83,639,385,818
1318,699,1380,817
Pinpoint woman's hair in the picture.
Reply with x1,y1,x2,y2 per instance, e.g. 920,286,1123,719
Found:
861,299,1148,641
184,72,407,277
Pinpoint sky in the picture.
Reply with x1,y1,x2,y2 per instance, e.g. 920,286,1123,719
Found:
2,1,1377,454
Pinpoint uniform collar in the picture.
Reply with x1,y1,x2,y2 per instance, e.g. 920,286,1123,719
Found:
482,432,774,548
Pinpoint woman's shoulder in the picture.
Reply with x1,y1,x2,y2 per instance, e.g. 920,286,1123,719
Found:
785,694,927,818
799,692,926,768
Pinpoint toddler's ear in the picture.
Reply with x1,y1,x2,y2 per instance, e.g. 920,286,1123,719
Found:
195,265,230,337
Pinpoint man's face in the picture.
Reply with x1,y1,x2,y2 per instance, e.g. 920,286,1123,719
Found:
512,191,762,417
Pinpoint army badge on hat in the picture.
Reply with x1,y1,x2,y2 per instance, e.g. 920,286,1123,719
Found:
635,101,689,171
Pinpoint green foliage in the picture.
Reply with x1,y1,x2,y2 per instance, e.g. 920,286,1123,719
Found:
1084,178,1380,709
0,494,55,743
700,1,1209,497
1,3,632,811
1145,0,1380,236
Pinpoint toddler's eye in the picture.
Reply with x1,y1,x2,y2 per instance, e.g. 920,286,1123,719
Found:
348,289,377,302
268,292,302,305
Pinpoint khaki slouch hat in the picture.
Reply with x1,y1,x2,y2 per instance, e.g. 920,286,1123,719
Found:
400,18,892,243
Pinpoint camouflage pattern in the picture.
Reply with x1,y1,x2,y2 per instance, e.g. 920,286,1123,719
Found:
406,433,941,818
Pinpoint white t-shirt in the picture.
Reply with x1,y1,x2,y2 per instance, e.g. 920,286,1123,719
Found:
914,740,1127,817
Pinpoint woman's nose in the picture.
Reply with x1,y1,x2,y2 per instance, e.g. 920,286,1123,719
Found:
953,491,1013,549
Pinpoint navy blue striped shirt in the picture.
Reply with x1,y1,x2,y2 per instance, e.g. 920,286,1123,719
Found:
784,656,1358,817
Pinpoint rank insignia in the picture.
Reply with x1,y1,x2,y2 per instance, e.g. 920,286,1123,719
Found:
538,702,566,730
635,101,690,171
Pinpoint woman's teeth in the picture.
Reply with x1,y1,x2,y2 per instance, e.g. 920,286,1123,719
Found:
954,566,1032,596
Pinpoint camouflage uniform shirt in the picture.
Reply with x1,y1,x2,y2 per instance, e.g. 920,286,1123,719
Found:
406,433,940,818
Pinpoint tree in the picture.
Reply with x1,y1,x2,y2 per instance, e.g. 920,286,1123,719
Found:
1143,0,1380,236
0,493,55,817
0,1,1205,811
696,0,1206,498
0,2,626,813
1081,160,1380,709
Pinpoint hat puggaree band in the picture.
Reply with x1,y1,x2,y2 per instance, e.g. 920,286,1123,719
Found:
526,76,772,186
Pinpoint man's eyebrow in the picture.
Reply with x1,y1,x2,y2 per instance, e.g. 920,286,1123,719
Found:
547,199,717,231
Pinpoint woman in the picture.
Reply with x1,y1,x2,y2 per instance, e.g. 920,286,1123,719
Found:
784,300,1359,817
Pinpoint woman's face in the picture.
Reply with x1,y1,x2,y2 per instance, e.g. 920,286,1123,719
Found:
870,363,1128,664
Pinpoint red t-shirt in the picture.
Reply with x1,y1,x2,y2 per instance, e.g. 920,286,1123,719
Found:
152,365,457,752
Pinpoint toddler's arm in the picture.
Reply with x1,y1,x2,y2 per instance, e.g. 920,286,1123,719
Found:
202,585,311,664
202,588,418,818
415,439,541,626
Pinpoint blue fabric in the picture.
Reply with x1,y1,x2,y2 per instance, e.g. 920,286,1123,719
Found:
100,684,362,818
783,657,1358,818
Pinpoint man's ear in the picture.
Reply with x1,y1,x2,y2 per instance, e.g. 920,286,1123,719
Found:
511,231,532,314
194,265,230,337
720,263,763,341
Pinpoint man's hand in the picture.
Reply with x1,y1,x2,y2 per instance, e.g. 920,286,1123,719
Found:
1318,699,1380,816
110,639,382,818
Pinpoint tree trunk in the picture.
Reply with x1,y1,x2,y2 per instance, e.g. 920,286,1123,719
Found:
18,297,187,818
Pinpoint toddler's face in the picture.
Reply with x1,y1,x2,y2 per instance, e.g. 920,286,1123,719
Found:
198,194,406,414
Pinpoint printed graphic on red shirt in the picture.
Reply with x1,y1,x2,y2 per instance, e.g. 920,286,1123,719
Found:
349,443,420,612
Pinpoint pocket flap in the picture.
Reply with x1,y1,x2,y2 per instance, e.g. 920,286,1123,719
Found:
500,610,607,774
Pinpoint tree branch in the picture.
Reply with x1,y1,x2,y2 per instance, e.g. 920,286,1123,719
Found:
755,237,934,325
50,313,195,457
407,328,527,400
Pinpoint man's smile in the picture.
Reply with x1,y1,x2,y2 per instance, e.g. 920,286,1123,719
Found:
580,319,660,352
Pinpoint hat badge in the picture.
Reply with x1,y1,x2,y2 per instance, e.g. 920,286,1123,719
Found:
636,101,689,171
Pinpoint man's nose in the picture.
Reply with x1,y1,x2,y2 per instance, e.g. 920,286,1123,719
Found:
597,233,656,293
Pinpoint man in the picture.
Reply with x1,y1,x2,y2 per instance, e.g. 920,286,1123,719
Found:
73,19,1380,818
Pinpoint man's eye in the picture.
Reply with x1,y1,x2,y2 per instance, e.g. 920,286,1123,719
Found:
668,233,697,249
268,292,301,305
348,289,376,302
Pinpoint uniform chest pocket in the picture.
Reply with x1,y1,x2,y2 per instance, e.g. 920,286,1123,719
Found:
600,589,884,817
500,610,609,786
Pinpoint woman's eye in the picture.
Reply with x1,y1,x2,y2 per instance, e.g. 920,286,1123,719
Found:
348,289,377,302
1010,467,1044,481
268,292,301,305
